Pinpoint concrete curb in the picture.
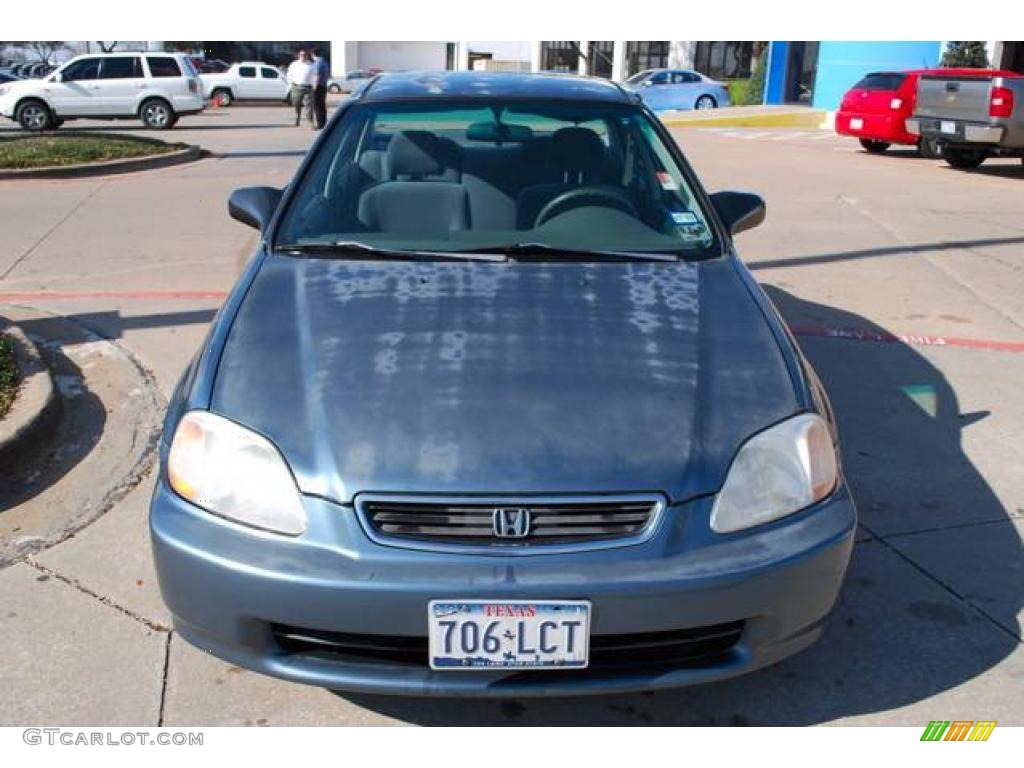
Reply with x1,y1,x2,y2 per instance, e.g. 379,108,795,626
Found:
0,306,165,566
661,109,828,130
0,143,201,180
0,320,62,469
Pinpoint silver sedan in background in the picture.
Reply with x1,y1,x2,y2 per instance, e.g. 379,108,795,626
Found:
625,68,732,112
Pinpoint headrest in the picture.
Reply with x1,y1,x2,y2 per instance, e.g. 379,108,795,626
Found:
358,149,385,181
551,127,605,175
385,130,456,178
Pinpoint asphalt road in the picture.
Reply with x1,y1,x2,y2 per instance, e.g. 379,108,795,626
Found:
0,103,1021,725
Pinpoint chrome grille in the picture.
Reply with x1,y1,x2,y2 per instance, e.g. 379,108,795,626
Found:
356,495,664,553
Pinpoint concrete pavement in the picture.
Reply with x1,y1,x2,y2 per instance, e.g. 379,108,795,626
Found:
0,105,1020,725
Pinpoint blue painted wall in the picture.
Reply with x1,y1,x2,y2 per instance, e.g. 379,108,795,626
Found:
811,41,942,110
764,41,790,104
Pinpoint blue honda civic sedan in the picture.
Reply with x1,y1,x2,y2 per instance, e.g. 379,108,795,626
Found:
150,71,855,697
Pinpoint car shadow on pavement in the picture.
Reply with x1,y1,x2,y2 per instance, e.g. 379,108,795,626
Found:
338,286,1021,725
947,162,1024,180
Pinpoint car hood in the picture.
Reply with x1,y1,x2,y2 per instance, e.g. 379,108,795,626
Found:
211,255,799,504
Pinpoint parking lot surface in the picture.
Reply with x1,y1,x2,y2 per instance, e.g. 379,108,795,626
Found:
1,104,1021,725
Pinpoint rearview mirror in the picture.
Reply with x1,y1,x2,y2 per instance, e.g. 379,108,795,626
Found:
709,190,766,236
228,186,283,231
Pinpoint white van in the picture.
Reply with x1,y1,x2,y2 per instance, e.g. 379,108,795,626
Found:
0,52,205,131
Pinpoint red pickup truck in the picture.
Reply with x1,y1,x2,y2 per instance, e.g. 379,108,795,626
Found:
835,68,1018,157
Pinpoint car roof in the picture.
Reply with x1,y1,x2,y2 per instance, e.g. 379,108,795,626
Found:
69,51,184,57
358,71,634,104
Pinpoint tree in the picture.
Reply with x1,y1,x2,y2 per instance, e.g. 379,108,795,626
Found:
96,42,120,53
6,41,67,64
941,42,989,68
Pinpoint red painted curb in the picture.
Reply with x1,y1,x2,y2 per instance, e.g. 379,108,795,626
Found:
788,324,1024,354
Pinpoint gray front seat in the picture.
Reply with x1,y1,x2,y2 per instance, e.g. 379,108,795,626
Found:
358,131,469,236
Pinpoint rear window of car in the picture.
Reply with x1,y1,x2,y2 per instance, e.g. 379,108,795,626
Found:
99,56,142,79
852,73,906,91
261,67,279,79
147,56,182,78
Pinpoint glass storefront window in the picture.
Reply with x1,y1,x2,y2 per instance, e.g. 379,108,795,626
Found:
625,42,669,78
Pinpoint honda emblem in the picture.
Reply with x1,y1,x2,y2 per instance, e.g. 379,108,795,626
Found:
493,508,531,538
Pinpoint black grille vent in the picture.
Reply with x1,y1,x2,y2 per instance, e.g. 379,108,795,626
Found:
272,621,744,673
359,498,660,549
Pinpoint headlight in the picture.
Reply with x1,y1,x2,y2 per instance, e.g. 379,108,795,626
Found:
167,410,306,535
710,413,838,534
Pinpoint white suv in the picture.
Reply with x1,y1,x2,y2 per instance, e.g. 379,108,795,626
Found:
0,52,205,131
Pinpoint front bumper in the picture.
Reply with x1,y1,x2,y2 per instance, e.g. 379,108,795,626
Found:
150,478,856,697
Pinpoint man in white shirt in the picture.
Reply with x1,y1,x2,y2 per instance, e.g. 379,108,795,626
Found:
286,49,315,127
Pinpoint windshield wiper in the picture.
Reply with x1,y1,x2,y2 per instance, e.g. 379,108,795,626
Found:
277,241,508,263
467,243,679,263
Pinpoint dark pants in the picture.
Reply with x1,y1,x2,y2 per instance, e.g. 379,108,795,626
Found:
313,85,327,128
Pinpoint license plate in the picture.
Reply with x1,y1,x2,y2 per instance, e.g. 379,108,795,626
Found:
428,600,590,670
849,118,863,130
941,121,957,134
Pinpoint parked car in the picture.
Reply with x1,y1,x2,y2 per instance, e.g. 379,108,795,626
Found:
28,63,54,79
0,71,22,84
327,69,378,94
836,68,1011,158
195,58,230,75
150,71,855,697
624,68,732,111
907,70,1024,169
0,52,204,131
199,61,289,106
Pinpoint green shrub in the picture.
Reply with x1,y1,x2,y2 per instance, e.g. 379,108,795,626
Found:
0,334,16,420
726,79,749,106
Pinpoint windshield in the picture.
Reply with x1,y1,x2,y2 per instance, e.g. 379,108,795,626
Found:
275,99,719,259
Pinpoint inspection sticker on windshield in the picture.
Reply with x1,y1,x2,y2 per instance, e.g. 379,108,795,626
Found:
671,210,700,225
428,600,590,670
656,171,679,190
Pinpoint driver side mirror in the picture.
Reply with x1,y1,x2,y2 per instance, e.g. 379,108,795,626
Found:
228,186,283,232
52,72,63,83
710,190,766,236
642,79,654,87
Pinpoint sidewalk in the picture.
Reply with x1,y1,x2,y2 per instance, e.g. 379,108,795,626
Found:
660,104,828,129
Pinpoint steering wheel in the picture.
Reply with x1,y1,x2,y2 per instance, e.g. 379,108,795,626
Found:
534,186,639,228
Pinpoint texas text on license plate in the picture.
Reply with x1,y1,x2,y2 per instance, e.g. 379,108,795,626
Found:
428,600,590,670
